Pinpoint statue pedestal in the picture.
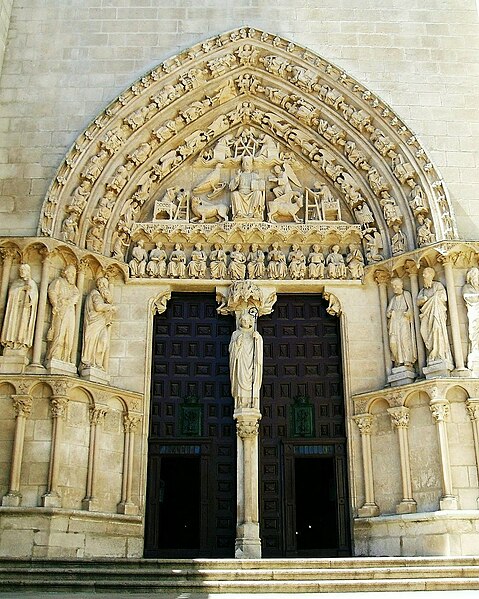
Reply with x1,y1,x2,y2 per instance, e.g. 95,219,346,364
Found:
79,366,110,385
423,359,453,379
46,358,77,376
388,365,416,387
0,348,29,374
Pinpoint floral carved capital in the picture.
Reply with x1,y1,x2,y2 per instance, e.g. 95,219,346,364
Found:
429,400,449,423
236,419,260,439
89,406,108,426
123,414,142,433
466,399,479,422
387,406,410,428
353,414,374,435
12,395,33,418
50,396,69,419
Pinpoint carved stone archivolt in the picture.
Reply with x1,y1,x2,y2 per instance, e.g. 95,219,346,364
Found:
39,28,456,272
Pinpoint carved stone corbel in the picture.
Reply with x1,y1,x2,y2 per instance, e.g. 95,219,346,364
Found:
152,290,172,315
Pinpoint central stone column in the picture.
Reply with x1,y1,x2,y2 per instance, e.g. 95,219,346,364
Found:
234,409,262,558
217,280,277,560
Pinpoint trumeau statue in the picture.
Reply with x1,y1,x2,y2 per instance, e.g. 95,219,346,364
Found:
47,264,80,363
81,277,117,372
229,310,263,410
0,263,39,351
386,277,417,368
417,267,453,366
463,267,479,371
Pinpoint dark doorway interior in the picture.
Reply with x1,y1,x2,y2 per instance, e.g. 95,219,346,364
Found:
295,457,337,554
156,456,201,551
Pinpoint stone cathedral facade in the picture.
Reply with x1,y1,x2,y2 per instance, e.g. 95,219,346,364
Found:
1,3,479,559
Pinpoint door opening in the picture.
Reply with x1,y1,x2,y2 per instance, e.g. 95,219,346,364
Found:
156,456,201,551
295,456,338,555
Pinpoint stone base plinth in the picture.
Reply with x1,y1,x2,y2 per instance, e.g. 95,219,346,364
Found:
46,358,77,376
423,360,453,379
1,492,22,507
79,366,110,385
41,493,62,508
357,503,380,518
0,507,143,558
117,502,139,516
235,522,261,559
0,348,29,374
388,366,416,387
396,500,417,514
439,495,458,511
354,510,479,556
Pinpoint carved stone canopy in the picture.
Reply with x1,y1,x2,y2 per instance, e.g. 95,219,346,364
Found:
40,28,456,269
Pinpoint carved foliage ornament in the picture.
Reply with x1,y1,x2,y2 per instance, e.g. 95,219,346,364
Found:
39,29,456,262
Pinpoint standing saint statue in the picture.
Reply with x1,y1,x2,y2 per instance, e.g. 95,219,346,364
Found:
46,264,80,363
462,267,479,369
229,156,265,220
229,311,263,409
81,277,117,371
386,278,417,368
417,267,453,365
1,263,39,351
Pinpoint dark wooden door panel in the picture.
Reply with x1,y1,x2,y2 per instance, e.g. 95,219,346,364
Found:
258,294,351,557
145,293,236,558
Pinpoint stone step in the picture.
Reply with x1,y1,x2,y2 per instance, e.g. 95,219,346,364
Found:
1,558,479,594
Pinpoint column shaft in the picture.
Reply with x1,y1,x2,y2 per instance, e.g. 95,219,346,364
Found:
430,399,458,510
0,250,14,322
406,266,426,370
72,263,86,364
31,252,50,367
442,260,466,371
354,415,380,517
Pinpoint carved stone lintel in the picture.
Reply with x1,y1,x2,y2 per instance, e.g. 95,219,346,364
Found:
123,414,141,433
12,394,33,418
387,406,410,429
50,395,69,419
353,414,373,435
430,399,449,423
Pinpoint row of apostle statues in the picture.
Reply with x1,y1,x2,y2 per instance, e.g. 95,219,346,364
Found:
386,267,458,376
0,263,116,379
2,260,479,381
129,240,366,281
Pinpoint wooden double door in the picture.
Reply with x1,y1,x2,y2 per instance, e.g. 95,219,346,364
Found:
144,292,351,558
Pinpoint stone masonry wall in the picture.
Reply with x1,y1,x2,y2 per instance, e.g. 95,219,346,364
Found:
0,0,478,238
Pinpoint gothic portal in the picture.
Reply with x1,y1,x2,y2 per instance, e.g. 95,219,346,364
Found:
1,29,479,559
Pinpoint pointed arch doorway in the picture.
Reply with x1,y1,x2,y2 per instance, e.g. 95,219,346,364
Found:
144,291,351,558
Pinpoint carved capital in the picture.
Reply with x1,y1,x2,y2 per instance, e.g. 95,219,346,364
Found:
465,399,479,422
78,259,89,274
0,248,16,262
374,269,390,286
50,395,69,419
429,399,449,423
123,414,141,433
12,394,33,418
387,406,410,428
89,406,108,426
353,414,374,435
216,281,276,317
236,419,260,439
404,260,419,276
152,290,171,315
